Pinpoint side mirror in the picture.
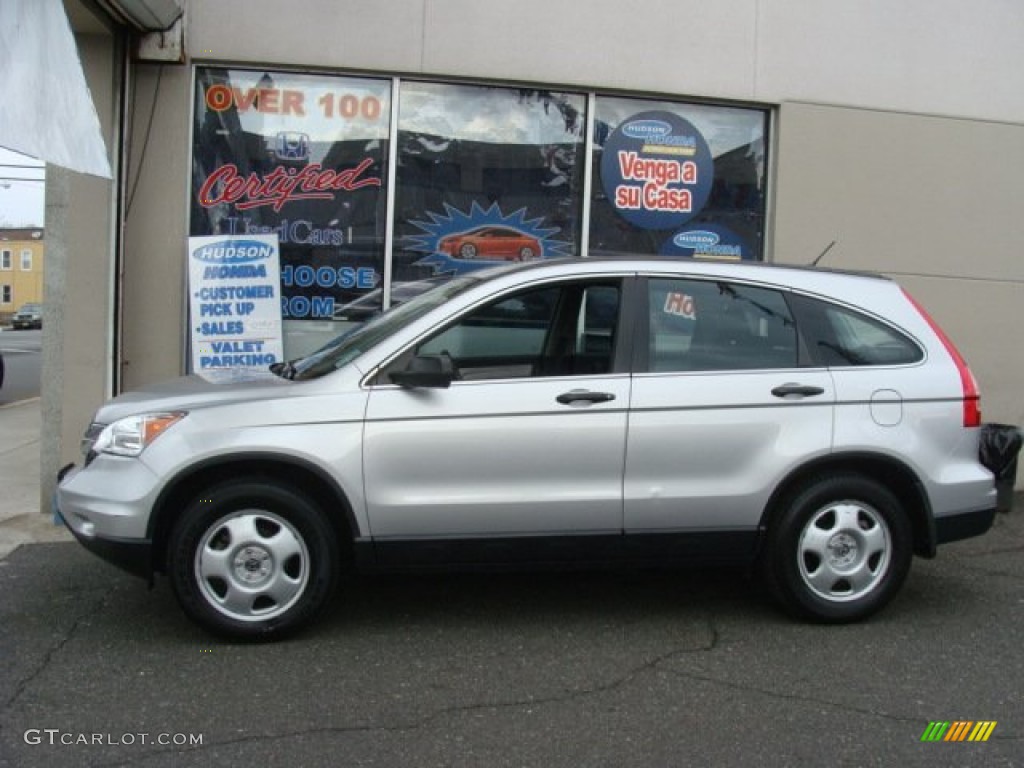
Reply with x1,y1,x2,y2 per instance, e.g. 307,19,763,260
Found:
389,354,456,389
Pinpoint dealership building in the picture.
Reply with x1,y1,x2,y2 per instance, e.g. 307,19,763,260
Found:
22,0,1024,506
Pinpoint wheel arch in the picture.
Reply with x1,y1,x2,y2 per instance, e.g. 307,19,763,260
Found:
148,453,359,575
759,453,937,559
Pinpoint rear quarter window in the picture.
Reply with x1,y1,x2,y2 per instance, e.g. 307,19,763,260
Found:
791,294,923,366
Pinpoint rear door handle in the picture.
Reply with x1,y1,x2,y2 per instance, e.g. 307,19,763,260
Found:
771,383,825,398
556,390,616,405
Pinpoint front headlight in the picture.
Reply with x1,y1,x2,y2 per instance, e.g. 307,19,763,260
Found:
92,412,187,457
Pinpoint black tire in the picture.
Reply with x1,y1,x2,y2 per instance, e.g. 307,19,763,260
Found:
518,246,535,261
459,243,477,259
762,473,912,623
168,479,339,640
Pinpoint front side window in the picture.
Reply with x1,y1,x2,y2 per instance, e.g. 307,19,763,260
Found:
392,280,621,382
646,278,796,372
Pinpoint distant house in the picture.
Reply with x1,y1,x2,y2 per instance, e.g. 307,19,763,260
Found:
0,228,44,324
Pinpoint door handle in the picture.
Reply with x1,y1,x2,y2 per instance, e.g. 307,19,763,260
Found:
771,383,825,398
556,390,616,405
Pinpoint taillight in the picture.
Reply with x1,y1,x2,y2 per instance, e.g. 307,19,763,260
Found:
903,288,981,427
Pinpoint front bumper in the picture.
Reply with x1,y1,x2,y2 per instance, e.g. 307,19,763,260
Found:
57,459,161,580
62,521,152,579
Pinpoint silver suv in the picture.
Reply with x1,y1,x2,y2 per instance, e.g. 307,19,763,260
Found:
57,257,999,639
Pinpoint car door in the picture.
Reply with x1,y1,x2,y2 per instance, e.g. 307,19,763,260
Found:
624,276,835,537
363,277,631,553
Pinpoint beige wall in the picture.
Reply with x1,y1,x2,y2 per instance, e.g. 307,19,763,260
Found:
120,65,192,390
41,33,118,507
187,0,1024,123
773,102,1024,434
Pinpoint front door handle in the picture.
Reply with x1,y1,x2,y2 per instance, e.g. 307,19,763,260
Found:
556,390,616,405
771,383,825,398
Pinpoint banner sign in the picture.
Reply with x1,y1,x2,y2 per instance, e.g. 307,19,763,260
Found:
600,110,713,231
188,234,284,380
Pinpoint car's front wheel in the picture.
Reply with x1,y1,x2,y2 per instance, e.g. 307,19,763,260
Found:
168,479,338,639
459,243,477,259
763,474,912,622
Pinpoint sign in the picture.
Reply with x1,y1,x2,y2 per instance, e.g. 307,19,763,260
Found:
600,110,713,231
659,223,751,260
188,235,284,380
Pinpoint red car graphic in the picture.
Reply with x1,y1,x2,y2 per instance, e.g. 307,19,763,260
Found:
438,226,542,261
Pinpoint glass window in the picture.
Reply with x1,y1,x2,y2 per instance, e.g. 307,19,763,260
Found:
1,285,10,303
392,82,587,285
791,296,923,366
591,97,768,260
396,280,621,382
1,250,10,270
646,278,796,372
20,250,32,271
191,68,392,357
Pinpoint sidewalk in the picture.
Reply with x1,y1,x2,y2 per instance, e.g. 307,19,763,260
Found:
0,398,70,559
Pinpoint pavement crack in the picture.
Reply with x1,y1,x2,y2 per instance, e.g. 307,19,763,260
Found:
86,615,723,767
662,666,923,726
1,589,109,715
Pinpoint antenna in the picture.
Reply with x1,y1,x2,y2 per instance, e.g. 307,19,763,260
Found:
811,240,837,267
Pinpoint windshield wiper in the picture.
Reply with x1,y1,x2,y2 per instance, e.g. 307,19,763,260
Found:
269,360,297,380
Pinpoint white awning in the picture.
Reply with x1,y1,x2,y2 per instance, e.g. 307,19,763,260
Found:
0,0,112,178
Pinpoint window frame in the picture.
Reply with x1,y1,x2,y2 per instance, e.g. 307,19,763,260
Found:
20,249,32,271
1,250,11,271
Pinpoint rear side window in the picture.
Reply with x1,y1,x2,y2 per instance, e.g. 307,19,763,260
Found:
791,295,923,367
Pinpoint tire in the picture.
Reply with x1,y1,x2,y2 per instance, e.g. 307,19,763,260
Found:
459,243,477,259
762,473,912,623
168,479,339,640
518,246,535,261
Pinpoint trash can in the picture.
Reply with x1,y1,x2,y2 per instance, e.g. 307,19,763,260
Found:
980,423,1023,513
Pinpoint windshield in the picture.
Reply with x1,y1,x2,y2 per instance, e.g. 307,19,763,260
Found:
282,275,483,380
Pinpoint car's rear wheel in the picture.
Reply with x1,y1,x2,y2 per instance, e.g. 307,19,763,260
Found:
763,474,911,622
168,479,338,640
459,243,477,259
519,246,535,260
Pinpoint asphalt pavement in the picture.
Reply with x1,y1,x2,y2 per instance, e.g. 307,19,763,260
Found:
2,511,1023,767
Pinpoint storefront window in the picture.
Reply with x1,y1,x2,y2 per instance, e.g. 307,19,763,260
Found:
591,97,767,260
191,68,391,355
391,82,587,286
189,69,770,369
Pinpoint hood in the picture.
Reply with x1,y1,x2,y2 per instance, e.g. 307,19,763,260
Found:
93,371,292,424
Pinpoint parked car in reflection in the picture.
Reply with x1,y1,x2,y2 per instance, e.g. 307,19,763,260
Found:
439,226,542,261
11,303,42,330
333,279,445,322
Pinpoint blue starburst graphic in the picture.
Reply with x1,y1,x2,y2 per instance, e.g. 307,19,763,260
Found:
404,202,570,276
